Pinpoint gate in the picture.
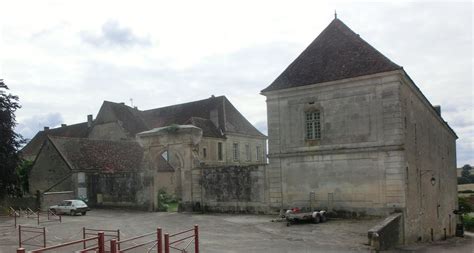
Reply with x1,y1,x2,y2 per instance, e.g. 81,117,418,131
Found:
18,225,46,249
164,225,199,253
110,228,162,253
84,227,120,251
17,231,105,253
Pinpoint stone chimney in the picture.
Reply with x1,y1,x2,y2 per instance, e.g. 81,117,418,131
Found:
61,124,67,127
43,126,49,131
87,114,93,127
433,105,441,117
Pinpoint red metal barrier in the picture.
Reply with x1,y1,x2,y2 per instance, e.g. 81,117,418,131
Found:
83,227,120,250
110,227,162,253
37,209,62,225
165,225,199,253
22,231,105,253
18,225,46,249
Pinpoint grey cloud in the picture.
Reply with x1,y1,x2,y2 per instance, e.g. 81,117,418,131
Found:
80,20,151,48
16,113,64,140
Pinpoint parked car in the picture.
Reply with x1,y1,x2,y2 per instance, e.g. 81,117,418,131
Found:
49,200,90,216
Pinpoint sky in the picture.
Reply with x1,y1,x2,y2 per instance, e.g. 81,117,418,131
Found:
0,0,472,166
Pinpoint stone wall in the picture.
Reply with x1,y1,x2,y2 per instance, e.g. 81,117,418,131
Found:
41,191,74,211
191,165,267,213
29,141,73,194
368,213,403,250
401,75,458,242
264,73,407,214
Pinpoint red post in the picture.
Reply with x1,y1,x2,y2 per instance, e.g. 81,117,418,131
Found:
14,212,17,228
110,239,117,253
43,226,46,248
194,225,199,253
117,229,120,251
98,232,105,253
164,233,170,253
18,225,21,248
83,227,86,249
17,248,25,253
157,228,162,253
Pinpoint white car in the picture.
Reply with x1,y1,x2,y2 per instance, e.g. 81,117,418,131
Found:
49,200,89,216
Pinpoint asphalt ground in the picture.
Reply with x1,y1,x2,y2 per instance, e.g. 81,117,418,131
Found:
0,209,472,253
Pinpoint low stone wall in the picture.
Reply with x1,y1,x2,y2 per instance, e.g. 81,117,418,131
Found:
41,191,74,211
368,213,403,250
0,196,39,212
191,165,267,213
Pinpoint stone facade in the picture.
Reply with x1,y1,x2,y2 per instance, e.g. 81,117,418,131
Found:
261,18,457,244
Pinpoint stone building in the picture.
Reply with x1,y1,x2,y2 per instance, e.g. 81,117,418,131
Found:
24,95,266,209
261,17,458,243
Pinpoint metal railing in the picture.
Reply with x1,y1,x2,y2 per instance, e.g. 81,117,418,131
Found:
164,225,199,253
18,225,46,249
37,209,62,225
83,227,120,251
110,228,162,253
17,231,105,253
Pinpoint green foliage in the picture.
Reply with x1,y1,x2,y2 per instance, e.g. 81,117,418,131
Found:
16,160,33,193
156,188,177,212
459,190,474,194
458,177,470,185
458,164,474,184
462,214,474,232
459,197,473,214
0,79,25,198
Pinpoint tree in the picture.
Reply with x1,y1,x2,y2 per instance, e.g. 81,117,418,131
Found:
0,79,24,198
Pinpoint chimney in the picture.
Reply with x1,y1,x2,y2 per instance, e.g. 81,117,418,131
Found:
134,106,138,110
120,102,125,105
433,105,441,117
61,124,67,127
87,114,93,127
43,126,49,131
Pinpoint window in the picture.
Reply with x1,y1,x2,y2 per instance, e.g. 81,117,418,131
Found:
161,150,169,161
233,143,239,161
202,147,207,159
217,142,223,161
256,146,261,161
305,111,321,140
245,144,250,161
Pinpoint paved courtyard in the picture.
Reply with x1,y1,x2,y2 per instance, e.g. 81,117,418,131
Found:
0,209,473,252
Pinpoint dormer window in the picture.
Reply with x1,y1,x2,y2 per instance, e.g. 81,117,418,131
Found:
305,111,321,140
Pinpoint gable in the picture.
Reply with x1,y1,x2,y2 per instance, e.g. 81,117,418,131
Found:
262,18,401,93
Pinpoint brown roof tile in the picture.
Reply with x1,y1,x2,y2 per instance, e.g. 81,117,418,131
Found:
262,18,401,92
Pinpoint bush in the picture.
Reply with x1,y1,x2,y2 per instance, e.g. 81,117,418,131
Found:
459,197,473,213
156,189,177,212
463,214,474,231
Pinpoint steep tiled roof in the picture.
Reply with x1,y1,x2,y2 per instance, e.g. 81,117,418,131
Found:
185,117,224,138
48,136,144,173
262,18,401,92
140,96,265,138
21,122,89,160
94,101,148,136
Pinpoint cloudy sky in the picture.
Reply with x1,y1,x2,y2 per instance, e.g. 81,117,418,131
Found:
0,0,472,165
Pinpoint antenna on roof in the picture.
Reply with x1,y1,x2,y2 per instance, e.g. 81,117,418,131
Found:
130,98,134,107
334,10,337,19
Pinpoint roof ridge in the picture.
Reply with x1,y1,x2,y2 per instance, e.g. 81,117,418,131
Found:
140,95,225,112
